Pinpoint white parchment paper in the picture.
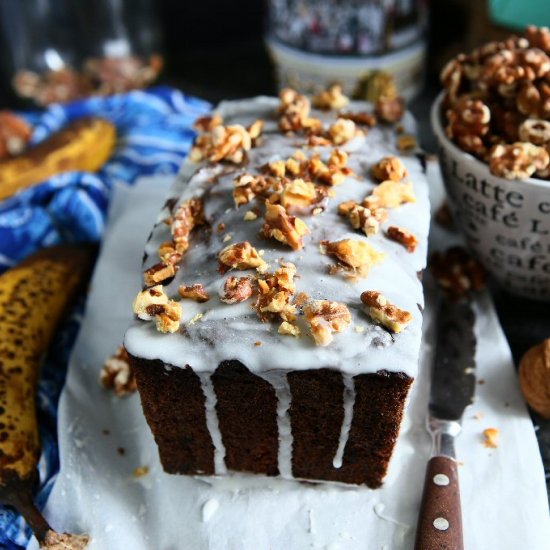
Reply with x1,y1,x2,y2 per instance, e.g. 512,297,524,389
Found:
28,167,550,549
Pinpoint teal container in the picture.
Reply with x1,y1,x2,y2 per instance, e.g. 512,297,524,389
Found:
489,0,550,30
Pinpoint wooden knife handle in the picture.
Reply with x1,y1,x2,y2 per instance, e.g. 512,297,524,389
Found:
414,455,463,550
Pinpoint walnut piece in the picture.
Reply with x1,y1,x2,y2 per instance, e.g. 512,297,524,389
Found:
518,118,550,145
386,225,419,252
304,300,351,346
322,239,385,277
363,180,416,210
429,246,486,300
262,202,309,250
312,84,350,110
220,276,254,304
100,346,136,397
338,200,388,236
445,96,491,156
178,283,210,302
278,88,322,133
375,96,405,123
171,197,205,254
280,178,318,210
132,285,182,333
218,241,267,273
360,290,412,333
143,262,176,287
489,142,549,179
194,113,223,132
371,156,408,182
278,321,301,337
328,118,358,145
190,120,263,164
482,428,500,449
233,173,277,207
396,134,417,151
254,263,297,322
339,111,377,127
519,338,550,418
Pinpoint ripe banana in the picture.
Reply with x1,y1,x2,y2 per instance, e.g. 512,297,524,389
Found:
0,245,94,547
0,116,116,201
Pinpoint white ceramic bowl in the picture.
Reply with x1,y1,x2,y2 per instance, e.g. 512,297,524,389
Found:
431,91,550,301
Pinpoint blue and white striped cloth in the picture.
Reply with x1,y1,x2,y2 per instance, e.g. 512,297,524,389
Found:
0,87,210,549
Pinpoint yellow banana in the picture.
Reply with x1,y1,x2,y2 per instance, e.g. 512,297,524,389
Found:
0,117,116,201
0,245,94,547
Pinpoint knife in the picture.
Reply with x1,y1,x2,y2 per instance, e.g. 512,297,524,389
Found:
414,297,477,550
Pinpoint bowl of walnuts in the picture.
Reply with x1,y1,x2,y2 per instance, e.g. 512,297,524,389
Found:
431,25,550,301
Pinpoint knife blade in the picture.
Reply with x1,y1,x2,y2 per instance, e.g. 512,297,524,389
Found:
414,297,477,550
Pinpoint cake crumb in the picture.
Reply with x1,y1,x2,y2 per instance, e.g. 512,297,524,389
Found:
188,313,204,325
482,428,500,448
473,412,484,420
102,429,110,436
244,210,257,221
133,466,149,478
254,341,262,346
478,379,485,385
222,233,233,242
117,447,126,456
100,346,137,397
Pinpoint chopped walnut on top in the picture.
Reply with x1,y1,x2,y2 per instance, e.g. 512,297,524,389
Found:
143,262,176,287
489,141,549,179
375,96,405,123
171,197,205,254
371,156,408,182
264,149,354,186
338,200,388,236
220,276,254,304
312,84,350,110
328,118,360,145
133,285,182,333
339,111,377,127
218,241,267,274
429,246,486,300
100,346,136,397
178,283,210,302
362,180,416,210
233,173,278,207
261,202,310,251
303,300,351,346
254,262,297,323
193,113,223,132
322,239,385,277
360,291,412,333
278,88,322,134
280,178,318,210
189,120,263,164
386,226,419,252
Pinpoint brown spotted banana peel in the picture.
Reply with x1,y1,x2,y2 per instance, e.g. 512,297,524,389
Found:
0,245,94,548
0,117,116,202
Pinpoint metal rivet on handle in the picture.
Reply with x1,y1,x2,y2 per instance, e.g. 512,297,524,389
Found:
433,473,450,486
433,517,450,531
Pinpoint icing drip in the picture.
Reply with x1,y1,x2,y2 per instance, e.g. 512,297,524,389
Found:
198,372,227,475
333,374,356,469
258,371,294,479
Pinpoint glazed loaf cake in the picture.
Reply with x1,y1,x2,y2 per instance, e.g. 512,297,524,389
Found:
124,88,430,488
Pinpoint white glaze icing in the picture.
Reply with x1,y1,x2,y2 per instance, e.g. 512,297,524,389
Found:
333,373,356,469
124,97,431,380
257,370,294,479
197,372,227,475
